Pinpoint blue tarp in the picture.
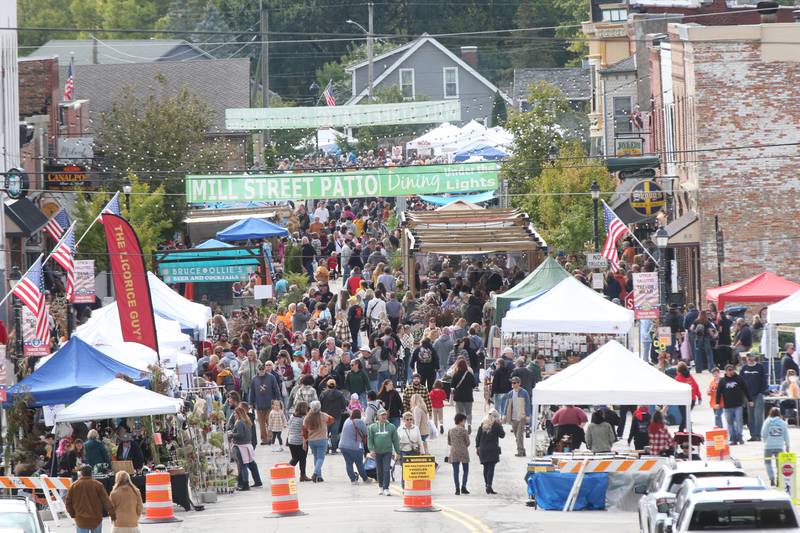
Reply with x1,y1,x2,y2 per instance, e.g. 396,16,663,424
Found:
417,190,497,206
453,144,509,162
216,217,289,242
4,338,150,407
195,239,233,249
526,472,608,510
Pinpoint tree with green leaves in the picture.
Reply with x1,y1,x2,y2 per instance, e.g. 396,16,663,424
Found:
490,92,508,127
93,75,234,227
354,86,429,153
74,175,172,271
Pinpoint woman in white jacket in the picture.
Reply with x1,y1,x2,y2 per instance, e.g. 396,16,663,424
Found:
398,411,423,488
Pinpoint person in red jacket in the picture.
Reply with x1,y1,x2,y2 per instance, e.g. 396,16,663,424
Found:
674,361,701,432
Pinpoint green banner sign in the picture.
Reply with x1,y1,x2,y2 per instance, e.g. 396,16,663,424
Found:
159,261,257,283
186,163,499,204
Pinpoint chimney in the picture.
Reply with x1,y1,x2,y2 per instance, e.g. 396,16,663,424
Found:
757,1,779,23
460,46,478,68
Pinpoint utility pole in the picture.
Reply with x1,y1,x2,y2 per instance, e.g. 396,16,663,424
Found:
367,2,374,100
254,0,269,169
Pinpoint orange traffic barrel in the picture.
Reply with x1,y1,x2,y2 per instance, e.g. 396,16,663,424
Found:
140,471,182,523
269,463,303,517
399,479,439,512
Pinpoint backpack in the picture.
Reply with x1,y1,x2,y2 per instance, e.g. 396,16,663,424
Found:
218,370,235,392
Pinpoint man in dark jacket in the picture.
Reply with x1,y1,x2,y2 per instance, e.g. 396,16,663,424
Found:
740,352,768,442
66,465,116,530
511,358,535,397
715,364,753,445
319,379,348,453
492,359,512,416
782,343,799,379
249,363,283,445
115,433,145,471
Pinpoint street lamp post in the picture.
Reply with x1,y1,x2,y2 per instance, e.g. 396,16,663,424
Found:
590,180,601,252
655,226,669,318
8,267,22,359
347,3,374,100
122,179,132,212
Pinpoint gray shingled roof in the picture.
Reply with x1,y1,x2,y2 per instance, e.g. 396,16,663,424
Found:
513,67,591,105
601,56,636,73
29,39,212,66
64,59,250,131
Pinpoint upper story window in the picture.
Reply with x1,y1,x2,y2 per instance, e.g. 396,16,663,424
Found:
602,8,628,21
443,67,459,98
400,68,415,100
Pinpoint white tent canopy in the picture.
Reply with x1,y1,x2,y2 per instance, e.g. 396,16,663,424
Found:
502,276,635,334
74,302,194,353
55,379,182,423
530,341,692,455
406,122,461,154
297,128,357,154
95,343,197,374
148,272,211,339
767,289,800,324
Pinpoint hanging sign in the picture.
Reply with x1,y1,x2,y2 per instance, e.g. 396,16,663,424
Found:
632,272,660,319
185,163,499,204
22,307,50,357
72,260,96,304
629,180,666,217
44,164,94,191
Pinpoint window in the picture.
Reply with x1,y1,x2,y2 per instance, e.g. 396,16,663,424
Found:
443,67,459,98
613,96,632,135
602,8,628,21
399,68,415,100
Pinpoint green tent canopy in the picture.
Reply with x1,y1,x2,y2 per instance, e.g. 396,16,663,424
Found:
493,256,570,324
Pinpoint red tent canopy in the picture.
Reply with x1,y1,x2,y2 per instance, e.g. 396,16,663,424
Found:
706,272,800,310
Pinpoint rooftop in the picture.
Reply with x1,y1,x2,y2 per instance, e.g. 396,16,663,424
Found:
28,39,213,66
512,67,591,105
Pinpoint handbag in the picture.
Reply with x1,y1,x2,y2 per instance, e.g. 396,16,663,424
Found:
428,420,439,440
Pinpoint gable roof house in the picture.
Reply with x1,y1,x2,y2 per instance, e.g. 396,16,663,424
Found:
345,35,511,124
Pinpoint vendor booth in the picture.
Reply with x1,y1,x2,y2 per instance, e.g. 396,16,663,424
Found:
55,378,182,423
215,217,289,242
765,288,800,385
147,272,212,340
493,256,570,324
4,338,150,407
706,271,800,310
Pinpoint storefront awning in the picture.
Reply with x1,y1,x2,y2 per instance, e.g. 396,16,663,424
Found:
666,211,699,247
4,198,49,237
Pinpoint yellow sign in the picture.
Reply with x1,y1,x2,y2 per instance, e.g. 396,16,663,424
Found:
287,479,297,495
402,455,436,481
779,452,797,504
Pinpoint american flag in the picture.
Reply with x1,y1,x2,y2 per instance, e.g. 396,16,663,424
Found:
12,258,50,345
63,62,74,101
323,80,336,107
51,224,76,301
43,207,70,242
99,192,121,225
601,203,629,273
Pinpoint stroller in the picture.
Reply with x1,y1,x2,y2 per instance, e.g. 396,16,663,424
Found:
364,455,399,482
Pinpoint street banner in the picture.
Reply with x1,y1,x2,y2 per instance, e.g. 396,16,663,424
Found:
632,272,660,319
72,260,96,304
779,452,797,504
102,214,159,354
22,307,50,356
185,162,499,204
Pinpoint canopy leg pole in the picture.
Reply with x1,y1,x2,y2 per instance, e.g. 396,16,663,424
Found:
686,402,693,455
531,401,537,457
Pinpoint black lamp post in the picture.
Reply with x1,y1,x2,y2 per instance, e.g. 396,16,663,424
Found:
8,266,22,358
590,180,601,252
122,179,132,212
655,226,669,317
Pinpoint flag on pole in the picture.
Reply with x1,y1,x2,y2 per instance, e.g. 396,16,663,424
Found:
12,258,50,346
51,225,76,301
43,207,70,242
98,192,121,225
323,80,336,107
63,61,74,101
601,203,629,273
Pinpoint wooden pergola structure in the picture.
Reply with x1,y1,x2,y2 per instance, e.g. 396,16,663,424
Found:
401,202,547,295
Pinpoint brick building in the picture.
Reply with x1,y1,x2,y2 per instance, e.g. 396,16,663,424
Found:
650,21,800,304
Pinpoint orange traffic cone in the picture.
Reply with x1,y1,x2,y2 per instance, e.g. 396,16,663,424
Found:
139,471,182,523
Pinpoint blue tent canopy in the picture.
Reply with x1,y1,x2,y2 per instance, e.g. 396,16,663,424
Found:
453,144,509,162
4,338,150,407
417,191,496,206
195,238,233,249
216,217,289,242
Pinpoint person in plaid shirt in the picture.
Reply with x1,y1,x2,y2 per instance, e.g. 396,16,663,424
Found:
647,410,674,456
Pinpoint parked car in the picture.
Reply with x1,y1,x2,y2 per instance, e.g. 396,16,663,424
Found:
637,461,746,533
665,489,799,532
0,496,50,533
671,476,767,522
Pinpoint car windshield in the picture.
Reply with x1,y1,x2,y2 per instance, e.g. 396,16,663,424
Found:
0,511,38,533
668,471,744,493
688,501,798,530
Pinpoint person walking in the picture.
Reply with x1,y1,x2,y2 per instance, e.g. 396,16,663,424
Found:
647,410,674,456
448,413,471,495
287,401,311,482
450,358,477,433
430,381,447,435
367,408,400,496
346,358,372,406
585,410,617,453
249,362,283,445
716,364,752,446
491,359,512,417
319,379,348,454
504,376,532,457
762,407,790,486
340,409,371,484
231,405,262,490
268,400,287,451
377,379,404,428
411,338,440,391
302,400,334,482
403,374,433,415
708,367,724,428
398,412,423,486
65,465,116,533
741,352,768,441
109,471,143,533
410,394,431,454
674,361,701,432
475,409,505,494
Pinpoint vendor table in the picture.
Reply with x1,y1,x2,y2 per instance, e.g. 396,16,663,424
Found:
96,473,191,511
764,395,800,427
